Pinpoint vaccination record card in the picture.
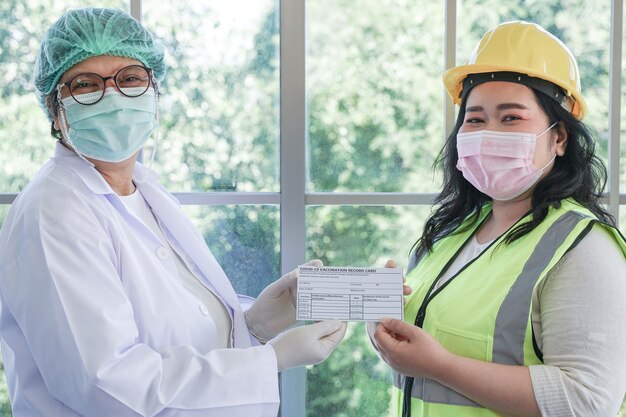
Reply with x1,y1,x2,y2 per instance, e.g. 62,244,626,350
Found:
296,266,403,322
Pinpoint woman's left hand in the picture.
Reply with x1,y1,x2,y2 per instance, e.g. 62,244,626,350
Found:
374,317,450,379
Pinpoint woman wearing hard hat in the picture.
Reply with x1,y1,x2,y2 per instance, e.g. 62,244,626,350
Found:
371,21,626,417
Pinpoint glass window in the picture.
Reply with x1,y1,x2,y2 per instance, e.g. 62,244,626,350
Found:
305,205,430,417
183,205,280,297
142,0,280,192
306,0,445,193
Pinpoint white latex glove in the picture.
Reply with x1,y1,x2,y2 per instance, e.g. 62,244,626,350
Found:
245,260,322,343
269,320,348,372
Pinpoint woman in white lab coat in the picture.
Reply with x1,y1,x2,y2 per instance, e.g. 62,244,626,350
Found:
0,8,346,417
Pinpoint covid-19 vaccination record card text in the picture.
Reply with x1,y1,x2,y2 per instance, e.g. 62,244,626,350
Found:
296,266,403,322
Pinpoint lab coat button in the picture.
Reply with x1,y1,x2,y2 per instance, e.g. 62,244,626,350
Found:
199,304,209,316
156,247,169,259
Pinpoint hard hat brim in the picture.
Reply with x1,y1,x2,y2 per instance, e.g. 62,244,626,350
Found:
443,63,586,119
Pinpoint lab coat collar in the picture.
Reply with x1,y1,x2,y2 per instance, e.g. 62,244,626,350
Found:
52,141,159,195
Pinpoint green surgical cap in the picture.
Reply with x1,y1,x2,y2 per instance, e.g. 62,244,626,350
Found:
34,7,166,121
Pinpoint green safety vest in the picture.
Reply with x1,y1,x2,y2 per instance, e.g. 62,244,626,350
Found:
391,199,626,417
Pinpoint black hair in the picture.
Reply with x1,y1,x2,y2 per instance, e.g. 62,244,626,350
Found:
413,87,614,260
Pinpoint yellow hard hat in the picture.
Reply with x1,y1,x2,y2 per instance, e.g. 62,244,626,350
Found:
443,21,586,119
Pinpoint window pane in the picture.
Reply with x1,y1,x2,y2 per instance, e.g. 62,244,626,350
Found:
306,0,445,192
0,357,9,416
305,205,431,417
0,0,126,194
457,0,611,166
143,1,280,192
183,204,279,297
620,206,626,236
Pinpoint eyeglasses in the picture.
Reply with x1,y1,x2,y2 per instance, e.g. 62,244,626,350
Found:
57,65,153,105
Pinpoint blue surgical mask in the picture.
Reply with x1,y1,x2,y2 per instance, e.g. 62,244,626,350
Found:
60,87,158,163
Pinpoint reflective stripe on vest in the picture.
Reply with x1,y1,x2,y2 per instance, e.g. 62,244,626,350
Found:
492,211,588,365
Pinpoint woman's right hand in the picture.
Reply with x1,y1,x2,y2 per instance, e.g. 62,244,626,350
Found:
269,320,347,372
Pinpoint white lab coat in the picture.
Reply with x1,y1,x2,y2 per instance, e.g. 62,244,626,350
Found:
0,142,280,417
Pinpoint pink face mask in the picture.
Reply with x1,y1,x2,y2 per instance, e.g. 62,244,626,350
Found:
456,123,557,201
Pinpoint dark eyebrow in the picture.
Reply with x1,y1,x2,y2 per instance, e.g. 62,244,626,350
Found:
497,103,530,111
466,103,530,113
60,64,136,85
